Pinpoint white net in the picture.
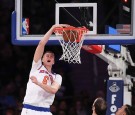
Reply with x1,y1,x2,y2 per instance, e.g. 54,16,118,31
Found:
59,37,84,64
55,28,86,64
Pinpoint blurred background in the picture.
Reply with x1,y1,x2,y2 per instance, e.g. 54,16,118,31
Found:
0,0,135,115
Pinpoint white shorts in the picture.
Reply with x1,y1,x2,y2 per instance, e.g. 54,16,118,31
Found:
21,104,52,115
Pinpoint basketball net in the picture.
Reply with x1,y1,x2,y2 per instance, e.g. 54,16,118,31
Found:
54,26,88,64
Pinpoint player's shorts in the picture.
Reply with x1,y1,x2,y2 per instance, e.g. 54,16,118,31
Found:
21,104,52,115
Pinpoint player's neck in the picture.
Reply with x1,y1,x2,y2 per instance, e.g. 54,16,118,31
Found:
45,65,52,73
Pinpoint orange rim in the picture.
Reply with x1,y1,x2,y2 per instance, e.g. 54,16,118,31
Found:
54,26,88,34
54,26,89,42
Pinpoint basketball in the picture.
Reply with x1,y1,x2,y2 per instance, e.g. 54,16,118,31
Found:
63,30,79,42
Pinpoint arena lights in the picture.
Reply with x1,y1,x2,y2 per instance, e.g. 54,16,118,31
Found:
123,0,128,2
121,0,128,3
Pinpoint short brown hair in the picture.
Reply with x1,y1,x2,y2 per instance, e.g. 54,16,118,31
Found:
44,51,55,57
44,50,55,55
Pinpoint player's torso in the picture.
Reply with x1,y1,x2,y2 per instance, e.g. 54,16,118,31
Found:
24,65,55,107
32,65,54,85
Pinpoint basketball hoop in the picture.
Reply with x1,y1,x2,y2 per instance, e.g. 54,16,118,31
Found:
54,26,88,64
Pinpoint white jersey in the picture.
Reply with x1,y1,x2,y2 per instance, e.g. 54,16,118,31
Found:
23,59,62,107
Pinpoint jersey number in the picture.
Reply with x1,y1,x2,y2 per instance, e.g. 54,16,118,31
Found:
42,76,49,84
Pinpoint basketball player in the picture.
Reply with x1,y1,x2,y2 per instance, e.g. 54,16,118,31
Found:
21,24,69,115
92,97,107,115
116,104,135,115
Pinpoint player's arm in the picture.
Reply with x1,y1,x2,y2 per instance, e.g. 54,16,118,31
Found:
30,76,60,94
33,24,70,63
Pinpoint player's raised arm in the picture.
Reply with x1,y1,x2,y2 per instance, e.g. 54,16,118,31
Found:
33,25,54,63
33,24,70,63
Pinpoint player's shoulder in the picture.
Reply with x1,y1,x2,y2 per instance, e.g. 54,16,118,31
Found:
53,73,62,78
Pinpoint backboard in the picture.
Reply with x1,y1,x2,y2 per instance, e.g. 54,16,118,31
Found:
12,0,135,45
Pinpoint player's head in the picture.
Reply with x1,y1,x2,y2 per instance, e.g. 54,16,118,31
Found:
42,51,55,66
92,97,107,115
116,104,135,115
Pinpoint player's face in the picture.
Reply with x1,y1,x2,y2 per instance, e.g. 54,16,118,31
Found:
115,105,127,115
42,52,55,66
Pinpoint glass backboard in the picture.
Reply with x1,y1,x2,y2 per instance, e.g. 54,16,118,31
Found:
11,0,135,45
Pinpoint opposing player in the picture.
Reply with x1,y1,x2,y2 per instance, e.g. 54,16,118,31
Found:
21,24,69,115
92,97,107,115
116,104,135,115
